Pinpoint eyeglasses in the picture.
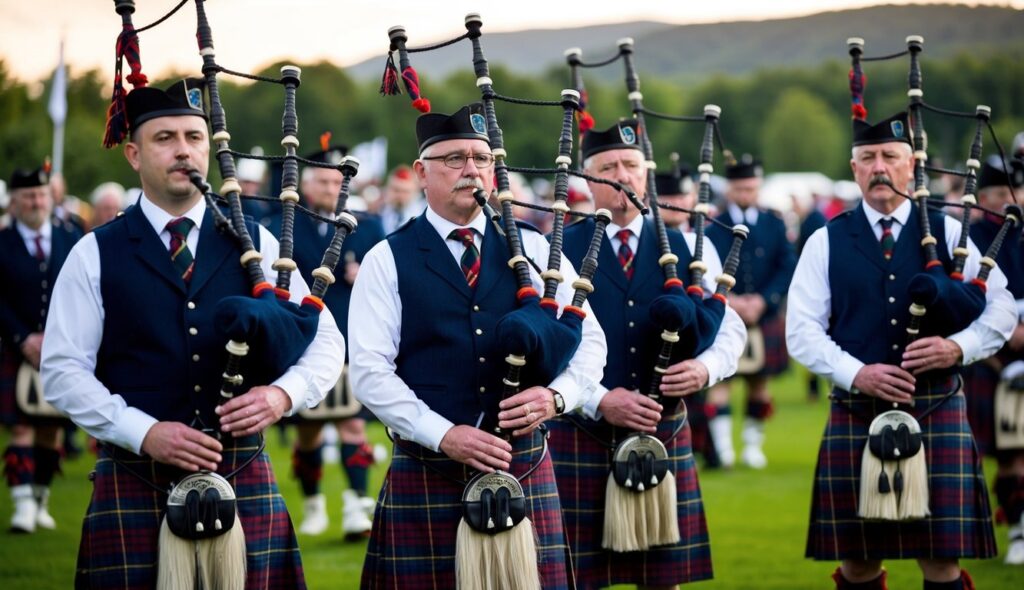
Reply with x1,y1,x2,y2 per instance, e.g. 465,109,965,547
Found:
422,153,496,169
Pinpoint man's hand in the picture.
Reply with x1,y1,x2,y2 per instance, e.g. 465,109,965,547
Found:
660,359,710,397
498,386,556,436
216,385,292,437
344,259,360,285
20,332,44,370
141,422,223,471
852,364,916,404
598,388,662,432
901,336,963,375
439,425,513,472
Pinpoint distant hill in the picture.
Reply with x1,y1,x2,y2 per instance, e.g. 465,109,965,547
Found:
346,4,1024,81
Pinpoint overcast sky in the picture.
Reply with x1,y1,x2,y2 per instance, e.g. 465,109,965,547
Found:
2,1,1019,83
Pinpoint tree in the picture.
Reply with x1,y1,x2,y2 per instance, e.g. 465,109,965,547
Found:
761,87,846,178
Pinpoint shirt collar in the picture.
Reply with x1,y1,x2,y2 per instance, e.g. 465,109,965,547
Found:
607,212,645,240
424,203,487,241
140,194,206,236
728,202,759,226
15,218,52,242
862,197,911,228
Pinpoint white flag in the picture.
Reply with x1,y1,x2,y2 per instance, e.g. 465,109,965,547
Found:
48,40,68,126
350,136,389,184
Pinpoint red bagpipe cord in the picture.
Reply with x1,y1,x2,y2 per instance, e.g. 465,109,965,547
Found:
849,67,867,121
103,23,148,148
402,66,430,113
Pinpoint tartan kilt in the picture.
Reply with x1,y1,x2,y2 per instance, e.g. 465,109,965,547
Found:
547,405,713,589
361,428,569,590
962,362,999,457
805,376,997,561
75,434,305,590
0,346,19,426
756,313,788,377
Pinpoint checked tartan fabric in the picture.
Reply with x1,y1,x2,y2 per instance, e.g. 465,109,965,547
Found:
75,435,305,589
547,406,713,589
962,361,1000,457
361,428,570,590
806,378,996,561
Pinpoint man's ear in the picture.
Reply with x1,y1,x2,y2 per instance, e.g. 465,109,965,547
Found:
124,141,142,173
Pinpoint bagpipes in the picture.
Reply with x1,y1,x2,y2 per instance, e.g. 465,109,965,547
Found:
381,14,639,590
101,2,359,588
846,35,1022,521
565,40,748,552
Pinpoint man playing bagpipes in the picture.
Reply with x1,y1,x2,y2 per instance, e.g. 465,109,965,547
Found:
0,164,81,533
548,120,747,590
39,78,345,589
787,112,1016,590
270,142,388,539
349,103,607,589
706,156,796,470
961,156,1024,565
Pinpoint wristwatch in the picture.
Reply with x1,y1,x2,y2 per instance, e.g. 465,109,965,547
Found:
551,390,565,415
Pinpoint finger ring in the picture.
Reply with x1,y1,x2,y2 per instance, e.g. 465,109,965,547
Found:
527,412,536,424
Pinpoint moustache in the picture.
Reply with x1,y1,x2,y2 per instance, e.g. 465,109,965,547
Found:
452,178,484,192
868,174,893,189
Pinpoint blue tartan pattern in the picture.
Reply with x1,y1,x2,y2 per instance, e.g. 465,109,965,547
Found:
361,428,569,590
962,361,1000,457
806,379,997,560
0,347,19,426
75,436,305,589
547,408,713,589
757,312,789,376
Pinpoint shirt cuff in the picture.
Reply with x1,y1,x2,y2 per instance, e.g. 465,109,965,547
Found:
272,371,309,417
581,383,609,421
695,351,722,388
832,354,866,392
117,408,160,455
412,411,457,453
547,374,581,414
948,330,981,365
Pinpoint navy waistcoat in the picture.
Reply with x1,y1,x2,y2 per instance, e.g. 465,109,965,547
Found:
827,204,955,372
563,218,693,392
388,215,522,430
93,204,261,428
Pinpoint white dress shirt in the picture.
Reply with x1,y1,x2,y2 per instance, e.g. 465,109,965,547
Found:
348,204,608,452
728,203,760,227
581,215,747,416
40,194,345,454
786,199,1017,391
15,219,52,260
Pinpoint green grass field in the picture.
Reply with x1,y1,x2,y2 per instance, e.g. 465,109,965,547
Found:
1,369,1021,588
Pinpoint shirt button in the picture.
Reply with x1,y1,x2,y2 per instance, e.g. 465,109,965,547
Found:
888,297,895,303
891,344,899,351
628,321,635,328
40,309,46,317
627,300,635,307
890,319,898,326
629,347,637,353
189,327,198,336
41,294,48,302
194,385,202,392
889,274,896,281
41,280,48,288
473,305,480,312
475,328,483,335
478,357,486,363
479,387,486,393
192,354,200,362
187,302,196,310
631,372,637,378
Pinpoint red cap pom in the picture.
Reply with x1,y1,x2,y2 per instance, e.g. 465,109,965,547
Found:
412,97,431,113
578,110,595,134
851,103,868,121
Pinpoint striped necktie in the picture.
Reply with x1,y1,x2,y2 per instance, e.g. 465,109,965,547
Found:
33,235,46,262
166,217,196,283
617,229,635,280
879,218,895,261
448,228,480,288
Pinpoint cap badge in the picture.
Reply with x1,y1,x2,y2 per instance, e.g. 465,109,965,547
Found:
890,120,905,138
186,87,203,111
619,124,636,145
470,113,487,135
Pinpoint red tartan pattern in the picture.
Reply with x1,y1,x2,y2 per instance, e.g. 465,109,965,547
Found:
962,362,1000,457
361,428,569,590
75,436,305,589
806,380,997,561
547,409,713,589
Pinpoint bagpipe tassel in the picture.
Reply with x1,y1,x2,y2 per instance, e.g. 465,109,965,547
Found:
897,450,930,520
858,440,898,521
455,516,540,590
379,52,401,96
103,24,148,148
401,66,431,113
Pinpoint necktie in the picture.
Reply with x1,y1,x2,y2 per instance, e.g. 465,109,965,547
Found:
617,229,635,280
166,217,196,283
33,235,45,262
879,218,895,261
448,228,480,288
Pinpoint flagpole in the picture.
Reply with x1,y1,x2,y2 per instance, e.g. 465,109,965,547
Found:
48,38,68,176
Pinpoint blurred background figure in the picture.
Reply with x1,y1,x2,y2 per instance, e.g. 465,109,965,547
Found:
237,146,272,223
47,172,87,236
88,182,127,228
566,175,594,220
378,165,423,234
